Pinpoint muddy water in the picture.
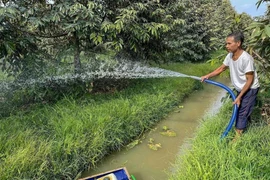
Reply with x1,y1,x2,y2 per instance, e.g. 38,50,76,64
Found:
81,78,230,180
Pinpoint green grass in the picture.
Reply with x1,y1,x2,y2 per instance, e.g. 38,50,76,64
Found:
169,96,270,180
0,63,217,179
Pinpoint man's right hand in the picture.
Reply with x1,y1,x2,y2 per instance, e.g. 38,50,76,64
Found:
201,75,209,82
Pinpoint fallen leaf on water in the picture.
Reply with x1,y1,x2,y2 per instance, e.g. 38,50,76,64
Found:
162,126,169,131
148,143,162,151
160,130,177,137
126,139,140,149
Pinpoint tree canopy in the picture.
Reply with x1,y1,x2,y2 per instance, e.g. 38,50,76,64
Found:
0,0,253,78
1,0,270,178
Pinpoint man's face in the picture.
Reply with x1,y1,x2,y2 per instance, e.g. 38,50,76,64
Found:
225,36,241,53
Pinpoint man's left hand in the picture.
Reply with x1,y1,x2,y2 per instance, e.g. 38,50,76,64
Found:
233,97,241,107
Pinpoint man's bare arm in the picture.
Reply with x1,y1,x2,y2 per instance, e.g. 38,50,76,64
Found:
201,64,228,81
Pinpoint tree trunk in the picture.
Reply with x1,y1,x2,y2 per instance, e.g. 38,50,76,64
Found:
73,31,81,74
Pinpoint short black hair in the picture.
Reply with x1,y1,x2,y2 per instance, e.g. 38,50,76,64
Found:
227,31,244,46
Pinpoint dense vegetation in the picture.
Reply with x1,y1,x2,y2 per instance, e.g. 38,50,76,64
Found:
169,91,270,180
0,0,250,76
0,63,215,179
0,0,255,117
0,0,270,179
168,2,270,179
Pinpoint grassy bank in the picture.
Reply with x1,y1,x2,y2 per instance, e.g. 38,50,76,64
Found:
0,63,216,179
169,93,270,180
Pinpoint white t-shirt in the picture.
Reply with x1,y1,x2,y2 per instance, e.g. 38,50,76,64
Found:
223,51,260,92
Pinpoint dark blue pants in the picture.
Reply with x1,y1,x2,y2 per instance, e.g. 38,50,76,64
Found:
235,88,259,130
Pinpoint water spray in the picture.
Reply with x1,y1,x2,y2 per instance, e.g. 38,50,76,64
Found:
0,61,237,139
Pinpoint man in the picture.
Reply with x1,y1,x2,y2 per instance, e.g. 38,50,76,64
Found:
201,31,260,138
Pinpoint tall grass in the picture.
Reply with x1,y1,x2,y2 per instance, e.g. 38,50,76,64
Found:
169,98,270,180
0,63,217,179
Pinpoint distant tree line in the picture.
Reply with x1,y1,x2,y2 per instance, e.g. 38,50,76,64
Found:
0,0,255,79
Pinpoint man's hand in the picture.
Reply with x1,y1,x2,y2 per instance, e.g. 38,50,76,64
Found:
201,75,210,82
233,97,241,107
234,71,254,107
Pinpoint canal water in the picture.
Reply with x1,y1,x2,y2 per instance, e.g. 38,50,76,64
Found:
81,78,230,180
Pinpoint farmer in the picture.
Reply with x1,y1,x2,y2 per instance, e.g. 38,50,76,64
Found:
201,31,260,138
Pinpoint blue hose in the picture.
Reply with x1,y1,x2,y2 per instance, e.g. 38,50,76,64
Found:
189,76,238,139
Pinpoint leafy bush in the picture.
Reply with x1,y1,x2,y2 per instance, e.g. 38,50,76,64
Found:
0,62,216,179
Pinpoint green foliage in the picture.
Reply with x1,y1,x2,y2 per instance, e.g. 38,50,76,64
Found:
0,0,185,76
0,1,105,76
206,50,227,67
169,100,270,180
247,21,270,71
0,77,89,118
256,0,270,9
208,0,253,50
226,13,253,48
0,63,216,179
0,0,251,77
165,0,249,63
246,2,270,91
0,4,44,77
98,1,184,62
165,0,215,62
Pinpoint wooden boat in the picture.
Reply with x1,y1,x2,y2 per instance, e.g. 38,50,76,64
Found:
79,167,136,180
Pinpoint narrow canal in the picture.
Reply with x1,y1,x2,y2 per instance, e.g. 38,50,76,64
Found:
81,78,230,180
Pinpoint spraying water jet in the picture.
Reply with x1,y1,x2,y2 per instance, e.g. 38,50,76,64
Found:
0,61,237,138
